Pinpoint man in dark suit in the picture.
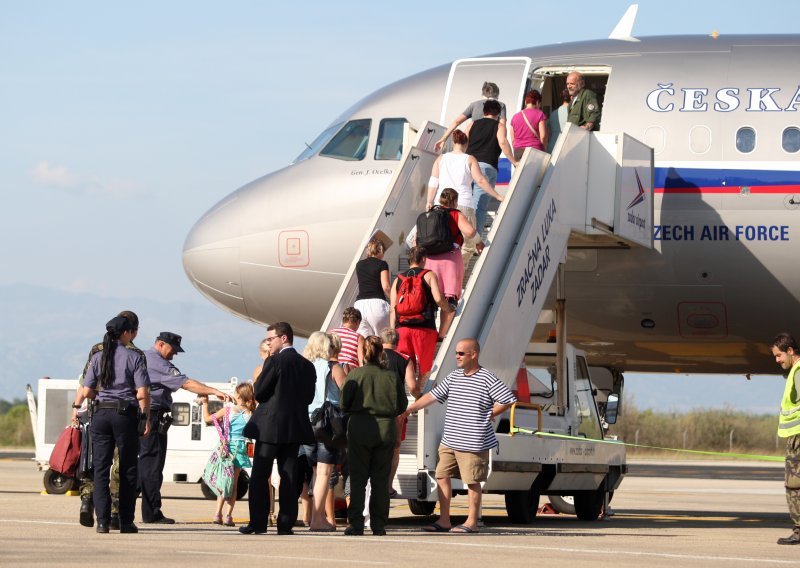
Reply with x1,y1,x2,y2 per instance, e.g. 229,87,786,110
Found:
240,322,316,535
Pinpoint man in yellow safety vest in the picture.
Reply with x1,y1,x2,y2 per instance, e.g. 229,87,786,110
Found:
772,332,800,545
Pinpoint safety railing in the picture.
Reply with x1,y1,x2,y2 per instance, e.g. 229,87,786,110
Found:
508,402,542,436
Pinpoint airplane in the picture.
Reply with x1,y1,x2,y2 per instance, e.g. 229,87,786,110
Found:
182,6,800,376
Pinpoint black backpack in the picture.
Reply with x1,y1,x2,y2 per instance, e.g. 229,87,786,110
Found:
416,206,453,255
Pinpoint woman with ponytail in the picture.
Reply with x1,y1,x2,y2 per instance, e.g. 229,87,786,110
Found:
340,336,408,536
82,315,151,534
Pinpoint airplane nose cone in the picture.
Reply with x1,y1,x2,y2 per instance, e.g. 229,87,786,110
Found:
182,192,248,319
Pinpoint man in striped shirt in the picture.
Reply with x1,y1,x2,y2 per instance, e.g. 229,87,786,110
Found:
403,338,516,533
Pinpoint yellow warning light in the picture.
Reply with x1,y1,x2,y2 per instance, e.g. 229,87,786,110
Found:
710,31,719,39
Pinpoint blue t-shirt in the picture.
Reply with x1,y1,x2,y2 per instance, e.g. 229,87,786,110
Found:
84,341,150,404
144,348,189,410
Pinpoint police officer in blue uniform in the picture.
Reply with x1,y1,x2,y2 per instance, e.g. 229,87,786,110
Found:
140,331,232,524
83,315,151,534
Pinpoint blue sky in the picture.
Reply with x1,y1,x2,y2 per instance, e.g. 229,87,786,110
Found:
2,1,799,410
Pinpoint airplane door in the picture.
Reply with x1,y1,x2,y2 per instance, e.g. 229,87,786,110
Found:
440,57,532,125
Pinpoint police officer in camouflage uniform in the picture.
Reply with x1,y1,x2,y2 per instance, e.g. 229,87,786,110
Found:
772,332,800,545
566,71,601,131
71,310,142,529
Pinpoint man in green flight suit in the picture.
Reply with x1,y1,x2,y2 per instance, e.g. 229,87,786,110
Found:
71,310,143,530
772,332,800,545
566,71,601,131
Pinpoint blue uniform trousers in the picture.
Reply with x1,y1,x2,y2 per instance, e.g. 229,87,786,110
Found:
138,412,168,522
91,408,138,526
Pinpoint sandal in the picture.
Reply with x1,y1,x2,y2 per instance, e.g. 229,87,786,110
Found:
212,514,223,525
224,515,235,527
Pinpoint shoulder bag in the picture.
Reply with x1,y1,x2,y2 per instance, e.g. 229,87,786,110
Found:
201,407,237,498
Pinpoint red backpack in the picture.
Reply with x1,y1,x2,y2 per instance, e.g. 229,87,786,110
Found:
395,269,431,324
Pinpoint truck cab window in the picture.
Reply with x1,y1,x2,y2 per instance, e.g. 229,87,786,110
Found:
320,119,372,161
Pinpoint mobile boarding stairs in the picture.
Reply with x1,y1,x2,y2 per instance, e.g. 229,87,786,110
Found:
322,122,654,521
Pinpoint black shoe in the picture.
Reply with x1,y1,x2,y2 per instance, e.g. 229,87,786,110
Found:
143,513,175,524
120,523,138,534
277,529,294,535
109,514,120,531
96,524,109,534
778,529,800,545
79,497,94,528
344,526,363,536
239,525,267,535
372,528,386,536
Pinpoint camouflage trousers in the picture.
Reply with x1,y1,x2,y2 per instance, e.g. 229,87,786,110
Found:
785,435,800,527
80,448,119,515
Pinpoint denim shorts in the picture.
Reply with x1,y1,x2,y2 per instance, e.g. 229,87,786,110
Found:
301,442,342,466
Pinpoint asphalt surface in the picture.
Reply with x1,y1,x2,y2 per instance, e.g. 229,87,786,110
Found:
0,454,796,567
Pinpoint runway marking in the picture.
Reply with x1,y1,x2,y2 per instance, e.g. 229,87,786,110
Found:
299,535,799,565
0,519,74,526
177,550,389,565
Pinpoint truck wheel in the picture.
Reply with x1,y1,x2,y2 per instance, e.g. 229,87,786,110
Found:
407,499,436,516
574,489,605,521
504,490,540,524
200,480,216,500
43,469,76,494
236,470,249,500
548,495,576,515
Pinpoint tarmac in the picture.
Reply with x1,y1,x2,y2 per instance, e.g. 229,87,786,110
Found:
1,452,797,567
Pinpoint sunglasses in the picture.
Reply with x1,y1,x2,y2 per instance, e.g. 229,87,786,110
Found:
455,351,473,357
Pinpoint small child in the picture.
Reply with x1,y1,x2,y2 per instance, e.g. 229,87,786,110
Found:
200,382,255,526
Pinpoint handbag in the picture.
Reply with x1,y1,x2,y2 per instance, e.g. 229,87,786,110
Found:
77,422,93,479
202,408,237,498
49,425,81,477
310,367,348,449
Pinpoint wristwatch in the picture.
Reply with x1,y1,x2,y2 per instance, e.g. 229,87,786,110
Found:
72,404,81,409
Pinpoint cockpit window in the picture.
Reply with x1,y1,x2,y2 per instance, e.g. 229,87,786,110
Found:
293,122,343,164
320,119,372,161
375,118,407,161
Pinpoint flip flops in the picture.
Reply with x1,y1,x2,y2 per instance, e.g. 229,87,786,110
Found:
422,522,451,533
451,524,479,533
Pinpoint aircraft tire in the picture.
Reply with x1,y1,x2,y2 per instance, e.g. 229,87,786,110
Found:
574,489,605,521
43,469,75,494
407,499,436,516
504,489,540,523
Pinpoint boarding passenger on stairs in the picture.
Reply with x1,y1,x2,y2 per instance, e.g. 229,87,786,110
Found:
510,89,549,160
354,237,392,337
566,71,601,131
403,338,516,534
332,307,365,371
434,81,508,152
426,129,499,268
466,99,518,236
390,246,453,390
141,332,232,525
771,332,800,545
548,88,571,153
423,188,482,340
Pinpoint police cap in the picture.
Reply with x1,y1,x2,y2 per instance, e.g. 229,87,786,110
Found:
157,331,185,353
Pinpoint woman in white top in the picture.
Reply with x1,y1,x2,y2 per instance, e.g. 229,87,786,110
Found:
426,129,501,269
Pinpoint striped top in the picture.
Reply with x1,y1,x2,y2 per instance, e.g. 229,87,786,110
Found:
332,326,361,368
430,367,516,451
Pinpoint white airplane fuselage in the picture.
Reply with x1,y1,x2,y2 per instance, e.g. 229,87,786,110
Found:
182,35,800,375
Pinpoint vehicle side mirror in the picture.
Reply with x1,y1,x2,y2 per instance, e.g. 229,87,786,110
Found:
605,393,619,424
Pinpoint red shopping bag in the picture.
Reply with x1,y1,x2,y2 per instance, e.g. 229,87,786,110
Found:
49,426,81,477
